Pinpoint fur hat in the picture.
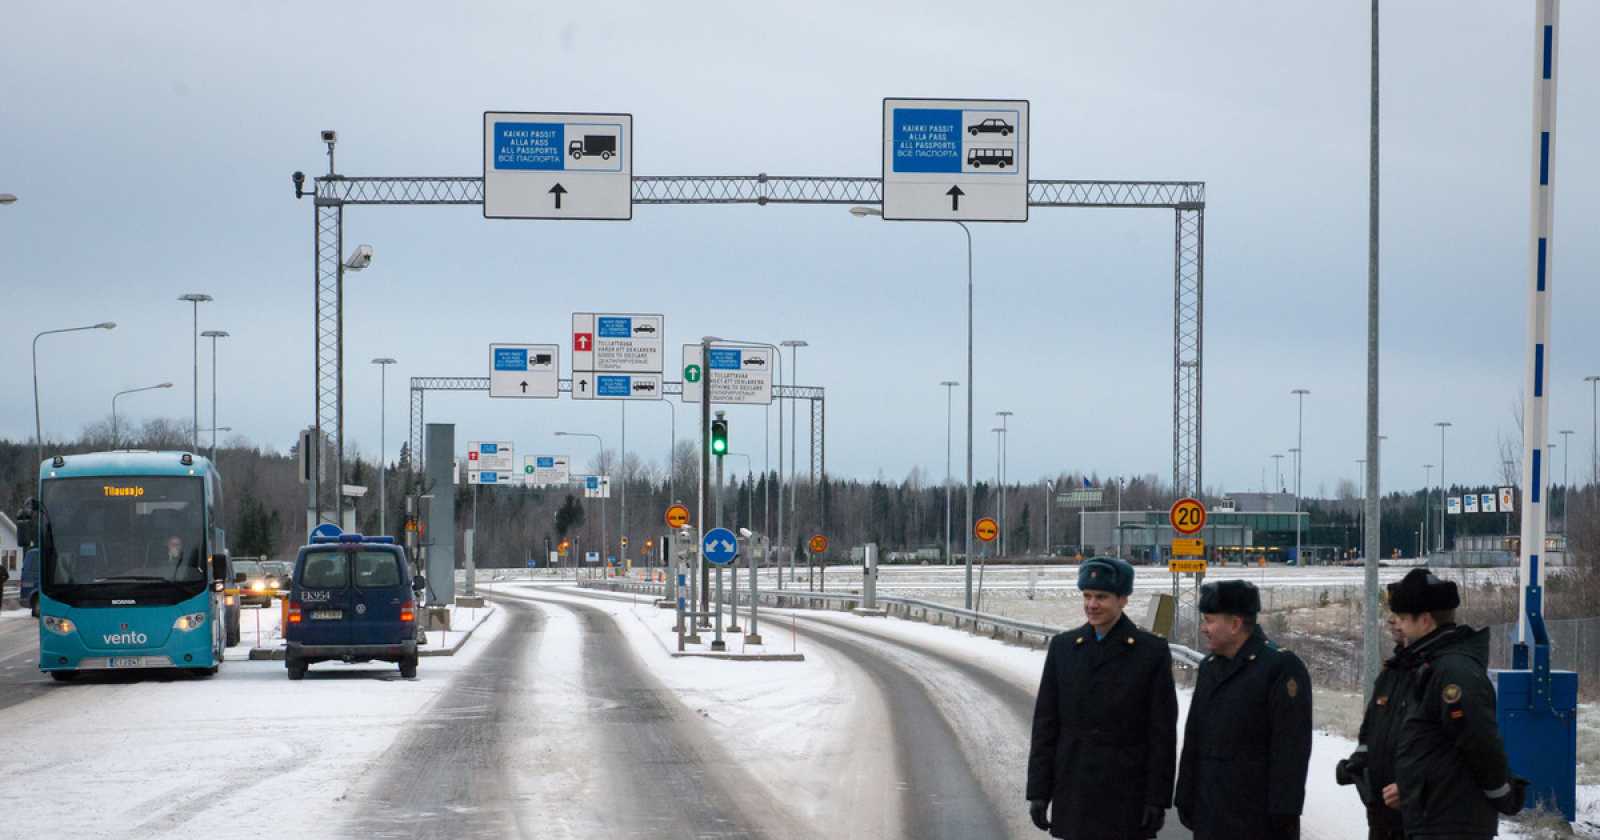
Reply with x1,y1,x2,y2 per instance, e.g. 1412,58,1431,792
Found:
1199,579,1261,617
1388,568,1460,614
1078,557,1134,596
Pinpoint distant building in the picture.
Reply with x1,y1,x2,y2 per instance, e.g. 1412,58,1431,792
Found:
0,512,20,575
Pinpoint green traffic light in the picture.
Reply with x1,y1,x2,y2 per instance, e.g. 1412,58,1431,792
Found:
711,419,728,455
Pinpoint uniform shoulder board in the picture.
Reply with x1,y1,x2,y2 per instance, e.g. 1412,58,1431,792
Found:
1265,640,1287,653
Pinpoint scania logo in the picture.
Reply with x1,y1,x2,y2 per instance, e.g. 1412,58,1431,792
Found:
103,631,148,646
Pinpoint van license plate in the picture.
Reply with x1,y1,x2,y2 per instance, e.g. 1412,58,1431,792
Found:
312,610,342,620
109,657,142,667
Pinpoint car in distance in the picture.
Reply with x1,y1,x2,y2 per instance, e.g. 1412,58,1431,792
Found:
233,559,275,607
968,118,1013,136
284,534,425,680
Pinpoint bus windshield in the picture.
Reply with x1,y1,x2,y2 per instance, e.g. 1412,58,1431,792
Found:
39,476,207,602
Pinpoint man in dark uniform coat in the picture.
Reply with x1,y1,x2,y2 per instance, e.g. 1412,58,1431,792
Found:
1175,579,1312,840
1385,568,1526,839
1336,606,1416,840
1027,557,1177,839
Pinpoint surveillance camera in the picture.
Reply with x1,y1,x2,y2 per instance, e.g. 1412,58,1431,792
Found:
292,171,305,188
321,130,338,145
344,244,372,270
739,527,753,538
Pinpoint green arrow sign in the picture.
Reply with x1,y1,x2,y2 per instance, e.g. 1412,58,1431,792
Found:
684,364,702,383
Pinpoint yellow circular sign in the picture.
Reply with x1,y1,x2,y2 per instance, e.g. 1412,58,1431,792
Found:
975,517,999,542
810,535,828,554
1170,498,1207,536
665,504,690,528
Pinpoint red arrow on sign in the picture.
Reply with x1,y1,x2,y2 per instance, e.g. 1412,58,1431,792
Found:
574,333,592,351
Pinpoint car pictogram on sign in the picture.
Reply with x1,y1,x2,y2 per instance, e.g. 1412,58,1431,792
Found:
968,118,1013,136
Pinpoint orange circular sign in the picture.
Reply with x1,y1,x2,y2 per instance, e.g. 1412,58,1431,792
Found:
810,535,828,554
1170,498,1207,535
665,504,690,528
975,517,999,542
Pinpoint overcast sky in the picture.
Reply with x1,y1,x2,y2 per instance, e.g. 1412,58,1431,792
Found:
5,2,1599,500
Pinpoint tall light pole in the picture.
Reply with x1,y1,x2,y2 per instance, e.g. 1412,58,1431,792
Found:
372,357,397,536
1435,421,1452,553
201,330,228,464
941,380,959,565
1291,388,1310,564
1272,453,1284,492
333,245,372,526
0,193,17,205
996,410,1013,557
178,294,213,449
1586,375,1600,485
112,382,173,449
781,339,807,570
1423,463,1433,557
1560,429,1573,533
852,206,975,609
33,322,116,472
556,431,606,566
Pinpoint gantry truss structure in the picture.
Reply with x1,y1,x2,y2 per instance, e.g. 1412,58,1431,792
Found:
404,377,825,489
304,173,1202,524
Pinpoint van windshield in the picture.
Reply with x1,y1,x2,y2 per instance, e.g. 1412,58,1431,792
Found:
300,549,402,589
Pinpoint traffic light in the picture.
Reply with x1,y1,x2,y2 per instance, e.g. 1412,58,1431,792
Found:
711,419,728,456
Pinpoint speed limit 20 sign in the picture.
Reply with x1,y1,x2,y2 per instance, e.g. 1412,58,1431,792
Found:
1169,498,1207,535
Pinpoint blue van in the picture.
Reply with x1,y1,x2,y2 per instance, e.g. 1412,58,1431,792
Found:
20,549,39,617
284,534,424,680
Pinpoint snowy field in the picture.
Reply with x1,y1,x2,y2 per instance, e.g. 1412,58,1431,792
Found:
1,571,1592,838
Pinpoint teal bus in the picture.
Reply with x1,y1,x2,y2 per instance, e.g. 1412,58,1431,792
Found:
23,451,238,680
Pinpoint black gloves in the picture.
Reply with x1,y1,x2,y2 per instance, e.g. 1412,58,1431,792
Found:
1140,805,1165,837
1334,756,1366,786
1269,813,1300,839
1028,799,1050,831
1492,777,1530,816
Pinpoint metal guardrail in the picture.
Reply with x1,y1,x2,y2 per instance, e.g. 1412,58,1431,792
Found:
578,578,1204,667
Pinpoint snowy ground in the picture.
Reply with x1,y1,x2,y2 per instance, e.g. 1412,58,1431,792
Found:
1,572,1593,838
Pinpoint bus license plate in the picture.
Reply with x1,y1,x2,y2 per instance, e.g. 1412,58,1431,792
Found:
109,657,142,668
312,610,342,620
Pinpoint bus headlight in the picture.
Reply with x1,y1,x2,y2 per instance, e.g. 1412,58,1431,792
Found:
173,612,209,631
42,616,75,636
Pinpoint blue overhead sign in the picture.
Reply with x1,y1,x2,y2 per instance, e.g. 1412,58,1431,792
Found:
708,348,744,370
597,317,634,338
702,527,739,565
483,111,633,221
494,347,528,370
491,122,625,173
597,375,632,397
891,108,963,173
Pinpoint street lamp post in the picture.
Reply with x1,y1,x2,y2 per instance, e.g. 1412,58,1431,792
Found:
852,206,975,609
1561,429,1573,533
1423,464,1433,558
178,294,213,449
1272,453,1284,493
996,410,1013,556
941,380,959,565
1436,421,1452,553
332,246,371,527
1586,375,1600,485
781,339,807,581
33,322,117,472
373,358,397,536
1292,388,1310,564
112,382,174,449
555,431,606,569
201,330,228,464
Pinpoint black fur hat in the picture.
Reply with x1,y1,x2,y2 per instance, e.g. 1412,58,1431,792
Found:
1388,568,1460,614
1198,579,1260,617
1078,556,1134,596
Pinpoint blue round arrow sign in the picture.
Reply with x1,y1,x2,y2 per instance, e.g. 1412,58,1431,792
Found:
702,527,738,565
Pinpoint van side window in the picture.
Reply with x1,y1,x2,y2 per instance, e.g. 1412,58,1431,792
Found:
355,551,400,588
302,553,347,589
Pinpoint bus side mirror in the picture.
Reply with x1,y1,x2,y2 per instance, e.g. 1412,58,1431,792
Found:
14,500,36,549
210,554,229,584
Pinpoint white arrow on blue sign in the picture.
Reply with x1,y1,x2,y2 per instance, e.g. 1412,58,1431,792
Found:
702,527,739,565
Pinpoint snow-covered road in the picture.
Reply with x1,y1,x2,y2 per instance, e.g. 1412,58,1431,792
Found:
1,578,1555,838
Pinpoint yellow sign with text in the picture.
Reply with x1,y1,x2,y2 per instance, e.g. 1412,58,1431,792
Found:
1172,538,1204,556
1168,559,1207,573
